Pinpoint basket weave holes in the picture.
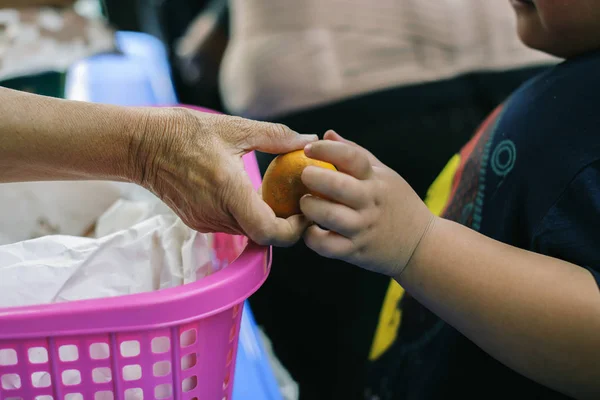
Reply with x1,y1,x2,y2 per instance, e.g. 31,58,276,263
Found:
155,383,172,399
31,371,51,387
92,367,112,383
223,369,231,390
62,369,81,386
120,341,140,358
181,353,197,371
225,348,233,367
94,391,114,400
182,375,197,392
151,337,170,354
89,343,110,360
229,325,236,343
59,345,79,362
180,329,197,347
28,347,48,364
124,388,143,399
1,373,21,389
153,361,171,377
123,365,142,381
0,348,18,366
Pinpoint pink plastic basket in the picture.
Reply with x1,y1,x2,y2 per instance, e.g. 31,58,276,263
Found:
0,113,271,400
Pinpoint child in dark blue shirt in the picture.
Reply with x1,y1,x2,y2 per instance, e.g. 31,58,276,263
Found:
299,1,600,398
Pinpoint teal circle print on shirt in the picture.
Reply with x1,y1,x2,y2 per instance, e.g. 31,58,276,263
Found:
491,139,517,177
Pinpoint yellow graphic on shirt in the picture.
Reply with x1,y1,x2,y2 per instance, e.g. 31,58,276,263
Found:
369,277,405,360
368,154,461,361
423,154,461,217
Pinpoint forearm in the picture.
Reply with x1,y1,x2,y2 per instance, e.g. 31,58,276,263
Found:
0,88,149,183
398,217,600,399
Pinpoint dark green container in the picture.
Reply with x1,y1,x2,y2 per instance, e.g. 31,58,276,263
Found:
0,71,67,99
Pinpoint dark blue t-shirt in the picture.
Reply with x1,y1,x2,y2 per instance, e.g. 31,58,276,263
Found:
366,51,600,399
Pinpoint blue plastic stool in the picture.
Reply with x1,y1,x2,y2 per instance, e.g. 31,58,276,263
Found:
236,305,283,400
65,31,283,400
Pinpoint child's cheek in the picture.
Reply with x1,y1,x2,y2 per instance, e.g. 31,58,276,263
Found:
535,0,600,38
516,0,600,57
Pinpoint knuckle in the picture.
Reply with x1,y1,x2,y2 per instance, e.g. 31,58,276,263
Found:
221,117,293,146
251,231,270,246
353,244,367,261
358,149,371,165
304,228,345,260
223,115,247,129
304,230,324,253
328,178,346,198
341,146,357,166
346,218,363,234
251,221,275,245
219,115,253,143
372,180,386,199
268,123,292,139
256,122,291,141
322,208,340,227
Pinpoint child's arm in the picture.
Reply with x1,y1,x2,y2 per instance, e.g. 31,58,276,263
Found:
403,218,600,400
301,131,600,400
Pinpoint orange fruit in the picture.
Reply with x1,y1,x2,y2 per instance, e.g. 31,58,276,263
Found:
262,149,337,218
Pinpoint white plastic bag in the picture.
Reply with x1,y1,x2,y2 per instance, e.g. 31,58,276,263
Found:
0,181,121,245
0,213,213,308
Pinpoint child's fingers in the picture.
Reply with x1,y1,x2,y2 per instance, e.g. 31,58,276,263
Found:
304,140,372,180
322,130,384,167
302,165,368,209
300,194,362,237
303,224,355,260
323,130,364,150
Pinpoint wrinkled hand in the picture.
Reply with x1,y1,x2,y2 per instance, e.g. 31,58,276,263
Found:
130,107,317,246
300,131,435,277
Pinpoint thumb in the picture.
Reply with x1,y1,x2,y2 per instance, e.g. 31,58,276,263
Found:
241,119,318,154
227,173,310,246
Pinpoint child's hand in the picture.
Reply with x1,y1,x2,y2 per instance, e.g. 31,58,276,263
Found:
300,131,435,278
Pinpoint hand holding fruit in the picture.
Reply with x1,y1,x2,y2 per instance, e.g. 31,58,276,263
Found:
262,149,337,218
136,108,318,247
297,130,435,278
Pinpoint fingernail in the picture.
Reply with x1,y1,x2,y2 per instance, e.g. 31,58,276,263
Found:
304,143,312,154
301,134,319,141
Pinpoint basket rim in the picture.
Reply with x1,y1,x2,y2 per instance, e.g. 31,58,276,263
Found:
0,243,271,339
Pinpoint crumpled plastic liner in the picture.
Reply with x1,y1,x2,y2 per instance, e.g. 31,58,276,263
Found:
0,213,213,307
0,181,122,245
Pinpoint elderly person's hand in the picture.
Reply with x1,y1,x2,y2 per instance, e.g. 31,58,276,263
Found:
0,88,317,246
132,107,317,246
